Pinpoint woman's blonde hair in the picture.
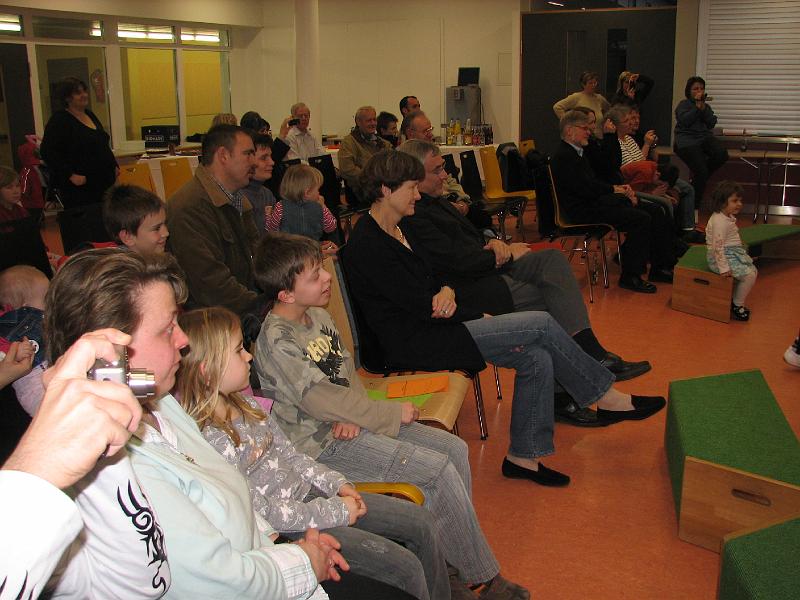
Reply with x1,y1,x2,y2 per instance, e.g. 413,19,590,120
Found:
175,306,265,446
211,112,238,128
279,164,323,204
0,165,18,189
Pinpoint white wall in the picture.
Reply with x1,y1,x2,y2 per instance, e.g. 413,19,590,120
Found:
249,0,520,142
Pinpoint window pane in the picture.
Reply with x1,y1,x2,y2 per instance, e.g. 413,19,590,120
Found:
0,13,23,37
118,23,175,44
183,50,230,136
32,16,102,40
121,48,178,140
35,45,112,141
180,27,229,47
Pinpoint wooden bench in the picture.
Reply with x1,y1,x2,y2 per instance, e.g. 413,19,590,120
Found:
718,514,800,599
665,370,800,553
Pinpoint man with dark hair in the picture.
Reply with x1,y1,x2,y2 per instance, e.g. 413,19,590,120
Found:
376,111,399,147
166,124,261,315
551,110,676,294
398,140,652,426
398,95,420,117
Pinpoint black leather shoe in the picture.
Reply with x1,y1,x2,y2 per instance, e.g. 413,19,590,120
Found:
619,275,657,293
554,396,607,427
599,352,652,381
596,395,666,423
649,268,674,283
502,458,570,487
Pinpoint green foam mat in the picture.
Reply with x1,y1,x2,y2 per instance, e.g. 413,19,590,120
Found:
677,245,710,271
719,517,800,600
739,224,800,247
665,370,800,514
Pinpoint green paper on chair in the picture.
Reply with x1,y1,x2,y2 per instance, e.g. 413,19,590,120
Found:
367,389,431,407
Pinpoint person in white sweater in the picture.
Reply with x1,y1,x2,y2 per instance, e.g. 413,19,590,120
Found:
553,71,610,137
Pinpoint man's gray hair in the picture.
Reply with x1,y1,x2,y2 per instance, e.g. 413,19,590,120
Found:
559,110,589,138
290,102,308,116
400,110,425,137
355,106,376,122
397,139,440,165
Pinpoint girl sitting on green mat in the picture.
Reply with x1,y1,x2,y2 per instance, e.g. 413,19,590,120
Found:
706,181,758,321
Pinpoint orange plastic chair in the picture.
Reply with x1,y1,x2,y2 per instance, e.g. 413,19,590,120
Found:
117,163,156,193
160,157,194,199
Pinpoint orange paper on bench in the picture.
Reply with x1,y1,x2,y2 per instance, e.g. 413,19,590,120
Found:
386,375,449,398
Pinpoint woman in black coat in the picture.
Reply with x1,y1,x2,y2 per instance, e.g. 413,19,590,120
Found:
41,77,118,208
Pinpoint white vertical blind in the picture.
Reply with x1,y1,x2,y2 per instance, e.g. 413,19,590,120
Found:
697,0,800,135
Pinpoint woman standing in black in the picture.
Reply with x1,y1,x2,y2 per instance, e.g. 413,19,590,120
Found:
41,77,118,208
41,77,118,252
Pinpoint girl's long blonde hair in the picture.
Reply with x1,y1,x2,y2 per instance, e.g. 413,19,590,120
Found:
175,306,265,446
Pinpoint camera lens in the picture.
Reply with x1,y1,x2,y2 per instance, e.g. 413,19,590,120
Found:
127,369,156,400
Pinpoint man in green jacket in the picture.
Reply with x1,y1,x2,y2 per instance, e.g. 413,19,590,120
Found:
166,124,260,316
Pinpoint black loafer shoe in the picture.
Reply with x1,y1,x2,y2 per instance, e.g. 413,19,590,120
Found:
599,352,652,381
597,395,666,423
554,397,607,427
502,458,570,487
619,275,657,293
648,268,674,283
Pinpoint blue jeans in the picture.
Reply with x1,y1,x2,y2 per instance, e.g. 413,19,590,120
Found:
317,423,500,585
292,491,446,600
673,178,696,230
464,311,614,459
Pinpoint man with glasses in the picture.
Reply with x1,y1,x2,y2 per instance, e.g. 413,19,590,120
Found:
551,110,676,293
401,110,494,232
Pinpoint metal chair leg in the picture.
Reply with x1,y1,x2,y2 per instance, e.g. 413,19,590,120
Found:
493,365,502,400
599,237,610,288
584,237,594,303
472,374,488,440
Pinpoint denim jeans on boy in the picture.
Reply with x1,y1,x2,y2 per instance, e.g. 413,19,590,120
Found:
464,310,614,459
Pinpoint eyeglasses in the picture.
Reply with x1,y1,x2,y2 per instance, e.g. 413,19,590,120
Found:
414,126,434,134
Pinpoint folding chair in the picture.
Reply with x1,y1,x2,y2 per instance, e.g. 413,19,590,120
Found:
442,153,460,182
160,157,193,199
459,150,514,241
547,163,621,303
118,163,156,193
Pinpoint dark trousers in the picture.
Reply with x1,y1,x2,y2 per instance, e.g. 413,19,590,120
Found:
581,194,675,277
675,137,729,205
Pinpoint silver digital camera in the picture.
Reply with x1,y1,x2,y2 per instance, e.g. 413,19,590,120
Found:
87,347,156,400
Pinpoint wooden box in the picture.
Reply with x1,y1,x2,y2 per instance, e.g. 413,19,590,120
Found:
672,265,733,323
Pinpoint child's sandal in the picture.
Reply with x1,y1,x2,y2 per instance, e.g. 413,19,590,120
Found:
731,303,750,321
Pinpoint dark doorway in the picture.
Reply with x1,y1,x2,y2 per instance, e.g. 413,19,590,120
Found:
521,8,676,155
47,57,91,115
0,44,35,171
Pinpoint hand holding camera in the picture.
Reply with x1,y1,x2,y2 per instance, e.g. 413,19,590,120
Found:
5,330,146,489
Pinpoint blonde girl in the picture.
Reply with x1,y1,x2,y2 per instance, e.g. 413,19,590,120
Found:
175,306,451,600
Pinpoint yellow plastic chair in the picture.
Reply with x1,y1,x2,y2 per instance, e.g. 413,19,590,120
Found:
519,139,536,157
160,157,193,199
323,257,468,436
479,146,535,240
117,163,156,193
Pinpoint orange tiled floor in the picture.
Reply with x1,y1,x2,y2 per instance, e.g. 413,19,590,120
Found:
452,214,798,600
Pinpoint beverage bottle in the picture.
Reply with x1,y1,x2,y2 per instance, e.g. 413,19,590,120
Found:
473,124,481,146
447,119,455,145
486,123,493,145
454,119,462,145
463,118,472,146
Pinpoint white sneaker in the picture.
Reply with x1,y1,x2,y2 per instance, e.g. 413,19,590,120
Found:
784,338,800,368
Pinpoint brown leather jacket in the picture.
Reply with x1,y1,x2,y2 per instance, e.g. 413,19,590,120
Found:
166,165,260,315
